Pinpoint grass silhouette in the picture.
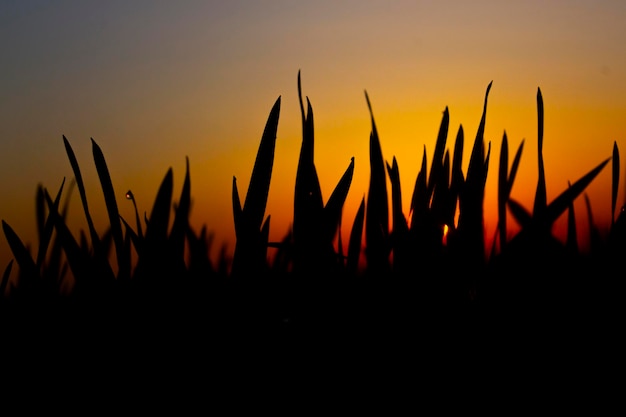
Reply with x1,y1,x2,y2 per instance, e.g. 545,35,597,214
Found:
1,73,624,384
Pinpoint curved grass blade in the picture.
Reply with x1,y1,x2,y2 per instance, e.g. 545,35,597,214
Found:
295,72,323,245
92,138,126,276
145,168,174,243
466,81,492,189
243,96,281,231
63,135,100,248
2,220,38,284
544,157,611,225
323,157,355,242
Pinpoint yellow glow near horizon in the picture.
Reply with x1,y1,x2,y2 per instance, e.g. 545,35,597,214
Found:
1,2,626,279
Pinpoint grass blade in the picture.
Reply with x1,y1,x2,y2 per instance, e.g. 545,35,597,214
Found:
323,157,355,242
364,90,390,275
92,138,126,276
534,87,547,218
612,141,620,225
2,220,39,285
63,135,100,248
242,96,281,231
544,157,611,225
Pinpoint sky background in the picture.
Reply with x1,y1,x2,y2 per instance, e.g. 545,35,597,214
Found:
1,0,626,273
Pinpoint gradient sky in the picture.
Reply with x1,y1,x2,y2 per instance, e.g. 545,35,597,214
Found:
2,0,626,273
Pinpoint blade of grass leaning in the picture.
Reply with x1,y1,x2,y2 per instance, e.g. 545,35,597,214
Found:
2,220,39,286
387,157,410,275
232,96,281,277
242,96,281,232
456,81,492,270
63,135,100,249
92,138,126,277
507,198,533,229
543,157,611,225
323,157,355,243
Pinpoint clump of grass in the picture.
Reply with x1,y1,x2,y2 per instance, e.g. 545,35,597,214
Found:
1,73,623,347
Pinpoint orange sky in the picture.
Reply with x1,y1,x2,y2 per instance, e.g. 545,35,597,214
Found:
1,1,626,274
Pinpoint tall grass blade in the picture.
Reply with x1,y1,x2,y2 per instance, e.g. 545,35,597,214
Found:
410,146,429,224
498,131,509,252
456,81,492,271
450,125,465,201
92,138,126,277
323,157,355,243
232,97,281,277
63,135,100,249
364,90,390,275
428,107,450,195
612,141,619,225
243,97,281,231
